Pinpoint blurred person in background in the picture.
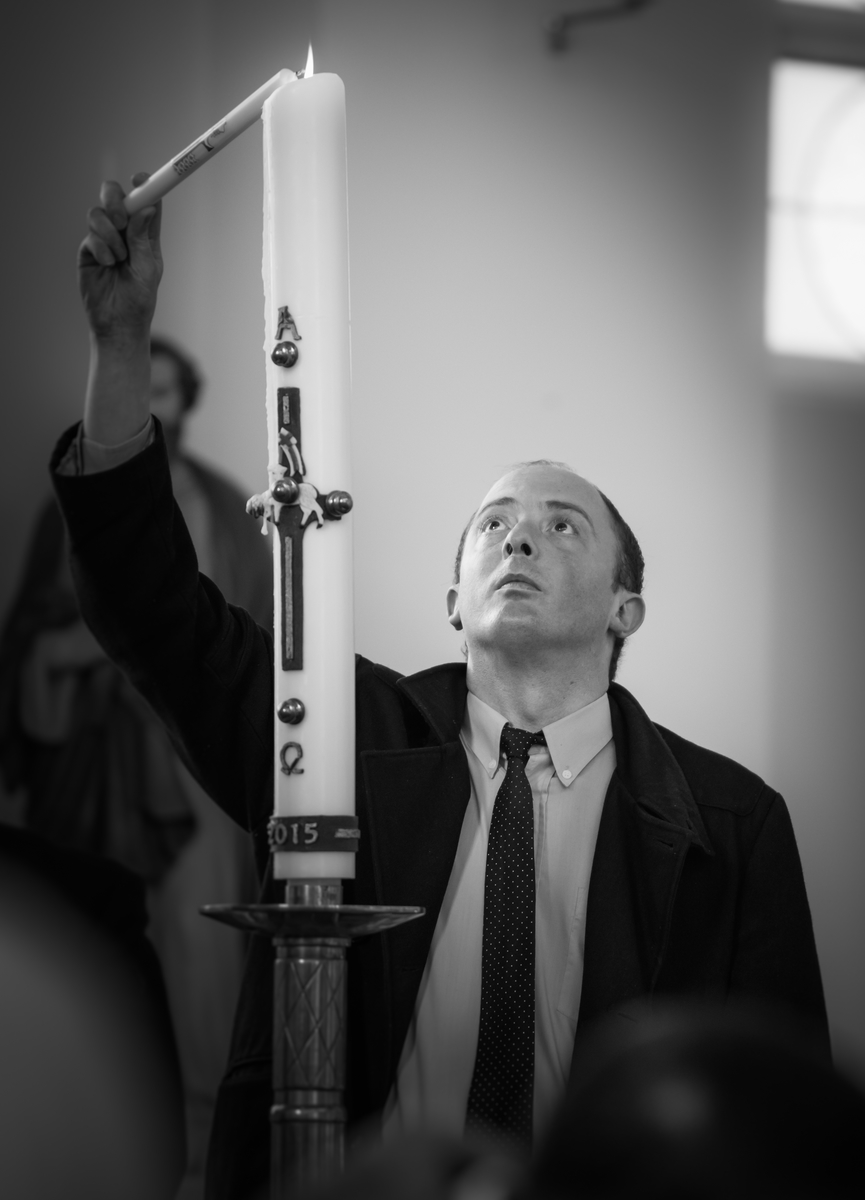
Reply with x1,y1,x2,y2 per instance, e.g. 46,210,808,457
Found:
0,337,272,1200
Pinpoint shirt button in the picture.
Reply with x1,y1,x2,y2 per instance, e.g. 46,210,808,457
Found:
561,769,573,780
488,759,497,771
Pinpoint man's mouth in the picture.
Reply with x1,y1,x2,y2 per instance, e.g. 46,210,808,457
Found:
496,574,540,591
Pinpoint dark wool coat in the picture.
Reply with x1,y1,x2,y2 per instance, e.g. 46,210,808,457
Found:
51,422,829,1200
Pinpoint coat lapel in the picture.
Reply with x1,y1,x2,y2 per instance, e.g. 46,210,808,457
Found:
357,663,471,1088
576,684,713,1039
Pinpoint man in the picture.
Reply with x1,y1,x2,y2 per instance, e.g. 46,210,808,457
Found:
53,179,828,1199
0,323,271,1198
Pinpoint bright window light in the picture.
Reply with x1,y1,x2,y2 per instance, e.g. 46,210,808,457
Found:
779,1,865,10
766,60,865,360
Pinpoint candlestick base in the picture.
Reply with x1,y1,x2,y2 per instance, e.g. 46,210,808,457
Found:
201,892,423,1198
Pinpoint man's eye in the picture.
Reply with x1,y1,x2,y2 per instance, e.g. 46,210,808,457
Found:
553,519,573,532
480,517,505,532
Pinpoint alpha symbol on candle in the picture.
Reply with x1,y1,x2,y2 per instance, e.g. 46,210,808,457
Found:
276,306,302,341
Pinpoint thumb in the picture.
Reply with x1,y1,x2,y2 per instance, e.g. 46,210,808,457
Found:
127,170,163,259
125,171,162,253
126,201,162,254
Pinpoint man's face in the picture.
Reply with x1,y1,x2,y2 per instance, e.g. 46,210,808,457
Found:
447,465,627,661
149,354,185,431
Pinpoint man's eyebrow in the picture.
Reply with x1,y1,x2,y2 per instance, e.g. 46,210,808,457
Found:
474,497,517,521
544,500,595,532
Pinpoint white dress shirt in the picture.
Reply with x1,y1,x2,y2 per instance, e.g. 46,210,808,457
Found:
56,417,154,477
383,689,615,1140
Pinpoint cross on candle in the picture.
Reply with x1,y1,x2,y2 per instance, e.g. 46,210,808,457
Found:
266,386,353,672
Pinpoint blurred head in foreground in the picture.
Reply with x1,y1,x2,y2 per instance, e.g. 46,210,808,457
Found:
524,1002,865,1200
0,843,184,1200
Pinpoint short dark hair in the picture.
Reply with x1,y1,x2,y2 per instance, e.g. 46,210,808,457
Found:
597,489,644,680
150,335,203,412
452,462,644,682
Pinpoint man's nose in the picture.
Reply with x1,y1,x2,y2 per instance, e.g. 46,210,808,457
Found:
504,520,535,557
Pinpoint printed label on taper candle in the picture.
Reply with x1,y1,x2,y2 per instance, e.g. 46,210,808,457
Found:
173,123,228,177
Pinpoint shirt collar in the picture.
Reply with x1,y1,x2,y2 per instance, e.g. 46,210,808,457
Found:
462,690,613,788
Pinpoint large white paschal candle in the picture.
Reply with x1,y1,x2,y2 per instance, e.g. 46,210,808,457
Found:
262,57,355,882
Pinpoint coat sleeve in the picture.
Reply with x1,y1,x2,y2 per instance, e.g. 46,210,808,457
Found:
729,790,831,1057
50,422,274,838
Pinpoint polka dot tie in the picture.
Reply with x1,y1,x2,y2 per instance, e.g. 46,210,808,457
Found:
465,723,546,1152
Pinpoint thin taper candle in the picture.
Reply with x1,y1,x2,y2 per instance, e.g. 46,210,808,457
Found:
123,69,295,214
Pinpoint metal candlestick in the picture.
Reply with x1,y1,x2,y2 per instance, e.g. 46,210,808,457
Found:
203,883,422,1196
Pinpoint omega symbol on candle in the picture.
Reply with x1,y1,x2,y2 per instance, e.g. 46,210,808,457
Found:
280,742,305,775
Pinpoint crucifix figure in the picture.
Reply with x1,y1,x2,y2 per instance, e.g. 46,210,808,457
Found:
246,386,353,671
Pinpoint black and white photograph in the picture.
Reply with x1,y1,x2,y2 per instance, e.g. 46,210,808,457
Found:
1,3,864,1198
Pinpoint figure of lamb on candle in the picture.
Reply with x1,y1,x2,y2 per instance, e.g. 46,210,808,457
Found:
246,419,318,531
246,470,325,533
246,416,351,532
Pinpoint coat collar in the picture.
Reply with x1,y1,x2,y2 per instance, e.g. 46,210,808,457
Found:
393,663,713,856
607,683,713,855
394,661,469,745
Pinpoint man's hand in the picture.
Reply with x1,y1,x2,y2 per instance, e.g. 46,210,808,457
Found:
78,174,163,342
78,174,163,446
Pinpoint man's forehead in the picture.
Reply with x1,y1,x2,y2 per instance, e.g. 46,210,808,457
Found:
476,465,604,512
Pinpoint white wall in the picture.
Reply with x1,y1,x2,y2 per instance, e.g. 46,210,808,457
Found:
2,0,862,1069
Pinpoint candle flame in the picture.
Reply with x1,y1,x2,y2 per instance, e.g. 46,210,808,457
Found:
305,44,314,77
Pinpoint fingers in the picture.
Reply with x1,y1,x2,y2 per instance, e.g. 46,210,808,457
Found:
81,174,162,268
81,179,128,266
128,202,162,254
99,178,129,235
82,203,127,266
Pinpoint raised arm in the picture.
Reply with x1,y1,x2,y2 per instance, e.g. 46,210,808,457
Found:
56,178,275,847
77,174,162,444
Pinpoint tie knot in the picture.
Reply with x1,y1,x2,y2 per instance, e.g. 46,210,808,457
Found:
500,723,546,764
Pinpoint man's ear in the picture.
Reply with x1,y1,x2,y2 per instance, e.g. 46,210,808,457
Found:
446,585,463,631
609,592,645,640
